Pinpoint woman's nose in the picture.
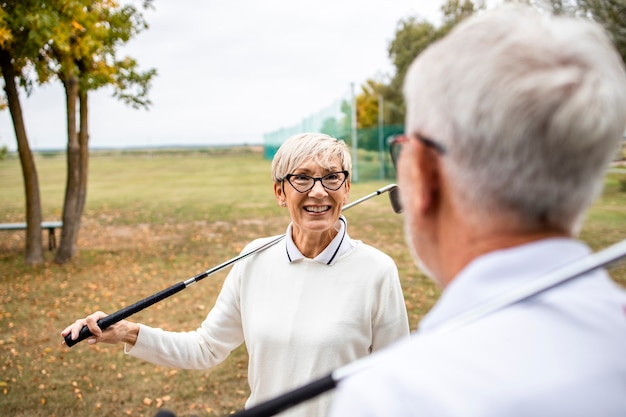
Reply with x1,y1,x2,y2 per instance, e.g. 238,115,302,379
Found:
308,179,328,197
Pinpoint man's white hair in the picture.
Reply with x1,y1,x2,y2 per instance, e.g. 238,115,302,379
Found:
404,4,626,233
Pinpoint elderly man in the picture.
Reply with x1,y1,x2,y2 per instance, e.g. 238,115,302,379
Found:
329,4,626,417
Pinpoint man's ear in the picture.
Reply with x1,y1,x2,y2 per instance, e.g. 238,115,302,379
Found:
274,182,286,207
413,141,441,215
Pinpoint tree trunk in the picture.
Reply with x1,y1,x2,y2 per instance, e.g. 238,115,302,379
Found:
0,49,45,265
77,90,89,219
55,76,81,264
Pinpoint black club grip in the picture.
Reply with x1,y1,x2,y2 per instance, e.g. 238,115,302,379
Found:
64,281,187,348
231,373,337,417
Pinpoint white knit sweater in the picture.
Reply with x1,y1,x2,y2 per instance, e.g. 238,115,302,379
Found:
127,233,409,417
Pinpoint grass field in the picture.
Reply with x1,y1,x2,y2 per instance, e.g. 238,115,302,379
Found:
1,148,625,417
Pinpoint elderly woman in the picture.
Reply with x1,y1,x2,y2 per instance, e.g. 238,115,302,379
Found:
62,132,409,417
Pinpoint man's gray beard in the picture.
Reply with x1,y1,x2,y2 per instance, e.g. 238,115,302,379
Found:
404,217,440,286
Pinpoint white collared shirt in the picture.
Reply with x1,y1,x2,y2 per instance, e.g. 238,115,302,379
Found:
330,238,626,417
284,215,356,265
128,214,410,417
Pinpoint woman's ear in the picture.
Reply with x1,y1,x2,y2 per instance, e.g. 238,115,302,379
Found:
274,182,287,207
342,181,351,205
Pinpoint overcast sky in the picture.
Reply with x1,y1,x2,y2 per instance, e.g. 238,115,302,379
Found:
1,0,448,151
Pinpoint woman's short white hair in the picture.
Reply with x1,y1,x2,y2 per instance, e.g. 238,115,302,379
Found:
404,4,626,233
271,132,352,183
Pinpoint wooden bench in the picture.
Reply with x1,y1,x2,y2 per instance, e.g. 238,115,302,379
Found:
0,221,63,250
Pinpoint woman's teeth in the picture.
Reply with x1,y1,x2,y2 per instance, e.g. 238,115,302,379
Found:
304,206,330,213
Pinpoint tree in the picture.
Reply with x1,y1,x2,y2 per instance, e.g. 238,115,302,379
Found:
1,0,155,264
0,1,49,264
356,79,386,129
584,0,625,62
439,0,485,34
31,0,155,263
381,0,484,130
387,17,438,111
511,0,625,63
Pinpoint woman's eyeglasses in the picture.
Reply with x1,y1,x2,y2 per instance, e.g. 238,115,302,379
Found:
283,171,349,193
389,134,447,168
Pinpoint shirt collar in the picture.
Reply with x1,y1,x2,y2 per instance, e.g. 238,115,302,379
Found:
285,215,355,265
418,238,591,332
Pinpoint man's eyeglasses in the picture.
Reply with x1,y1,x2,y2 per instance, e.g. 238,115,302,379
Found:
389,134,447,168
283,171,349,193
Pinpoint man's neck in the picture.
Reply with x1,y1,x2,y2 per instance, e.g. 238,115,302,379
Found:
439,226,570,288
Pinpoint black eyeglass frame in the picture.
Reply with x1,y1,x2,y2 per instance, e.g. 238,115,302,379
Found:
282,170,350,193
389,134,447,168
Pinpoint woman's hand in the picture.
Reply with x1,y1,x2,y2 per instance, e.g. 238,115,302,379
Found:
61,311,140,346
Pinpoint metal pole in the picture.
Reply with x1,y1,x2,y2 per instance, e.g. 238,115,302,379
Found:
351,82,358,182
378,94,384,180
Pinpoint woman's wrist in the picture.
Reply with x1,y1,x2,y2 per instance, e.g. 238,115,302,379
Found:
121,321,139,346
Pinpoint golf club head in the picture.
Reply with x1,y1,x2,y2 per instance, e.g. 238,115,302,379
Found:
388,185,403,214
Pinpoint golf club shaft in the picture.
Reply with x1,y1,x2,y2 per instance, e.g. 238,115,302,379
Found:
343,183,401,212
230,238,626,417
64,184,400,348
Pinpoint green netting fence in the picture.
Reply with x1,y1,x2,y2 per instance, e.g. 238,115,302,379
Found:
263,89,404,182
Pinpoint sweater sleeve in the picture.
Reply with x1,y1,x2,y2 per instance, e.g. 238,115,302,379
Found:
125,262,245,370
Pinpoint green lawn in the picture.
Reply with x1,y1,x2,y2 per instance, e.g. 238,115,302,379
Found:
1,149,625,417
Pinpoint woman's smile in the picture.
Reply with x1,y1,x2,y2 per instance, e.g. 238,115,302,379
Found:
303,205,331,214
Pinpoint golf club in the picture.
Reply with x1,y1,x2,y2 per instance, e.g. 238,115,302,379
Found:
64,184,402,348
229,237,626,417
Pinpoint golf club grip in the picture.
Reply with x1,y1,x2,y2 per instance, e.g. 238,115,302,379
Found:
64,281,187,347
231,373,336,417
